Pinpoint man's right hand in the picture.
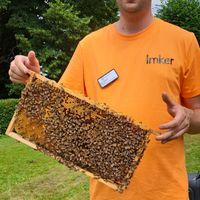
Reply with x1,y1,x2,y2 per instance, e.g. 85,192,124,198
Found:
9,50,40,84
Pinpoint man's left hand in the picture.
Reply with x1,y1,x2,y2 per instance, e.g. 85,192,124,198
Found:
156,92,193,144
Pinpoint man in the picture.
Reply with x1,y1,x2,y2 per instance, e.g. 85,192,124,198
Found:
9,0,200,199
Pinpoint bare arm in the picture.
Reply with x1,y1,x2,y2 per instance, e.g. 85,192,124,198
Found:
182,96,200,134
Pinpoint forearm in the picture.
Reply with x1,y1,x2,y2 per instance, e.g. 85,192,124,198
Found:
187,108,200,134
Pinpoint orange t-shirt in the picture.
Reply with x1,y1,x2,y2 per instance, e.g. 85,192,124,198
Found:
59,18,200,200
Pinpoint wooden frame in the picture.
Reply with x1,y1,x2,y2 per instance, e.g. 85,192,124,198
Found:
6,110,120,191
6,112,37,149
6,71,159,192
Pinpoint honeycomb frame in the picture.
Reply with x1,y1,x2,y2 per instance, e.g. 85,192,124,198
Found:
6,71,156,192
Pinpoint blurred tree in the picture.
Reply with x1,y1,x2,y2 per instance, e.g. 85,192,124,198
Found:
0,0,49,98
156,0,200,44
0,0,118,98
5,83,24,98
10,0,91,80
67,0,118,30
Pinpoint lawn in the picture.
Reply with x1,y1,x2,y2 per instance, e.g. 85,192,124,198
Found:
0,135,89,200
184,133,200,172
0,133,200,200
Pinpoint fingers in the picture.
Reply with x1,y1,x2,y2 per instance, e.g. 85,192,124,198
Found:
159,112,185,130
9,51,40,84
162,92,176,107
10,60,29,77
13,56,29,74
157,92,192,144
9,57,30,84
9,68,29,83
157,123,189,144
162,92,178,117
156,116,188,143
9,64,29,84
163,128,188,143
26,51,40,73
9,76,28,84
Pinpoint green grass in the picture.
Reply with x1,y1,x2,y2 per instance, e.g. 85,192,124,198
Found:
0,135,89,200
0,134,200,200
184,134,200,172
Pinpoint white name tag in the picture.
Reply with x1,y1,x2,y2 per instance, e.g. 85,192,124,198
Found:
98,69,119,88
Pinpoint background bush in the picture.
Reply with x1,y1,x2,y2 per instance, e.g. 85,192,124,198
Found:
0,98,18,134
156,0,200,44
0,0,118,99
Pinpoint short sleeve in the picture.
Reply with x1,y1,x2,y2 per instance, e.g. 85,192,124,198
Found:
181,34,200,98
58,42,86,96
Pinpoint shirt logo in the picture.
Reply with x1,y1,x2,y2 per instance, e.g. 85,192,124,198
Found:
146,54,174,65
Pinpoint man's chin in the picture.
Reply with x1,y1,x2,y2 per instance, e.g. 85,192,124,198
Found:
122,3,141,13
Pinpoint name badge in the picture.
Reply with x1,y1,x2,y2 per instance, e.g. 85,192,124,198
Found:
98,69,119,88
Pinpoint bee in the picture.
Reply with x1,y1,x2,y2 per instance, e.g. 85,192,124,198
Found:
12,73,152,193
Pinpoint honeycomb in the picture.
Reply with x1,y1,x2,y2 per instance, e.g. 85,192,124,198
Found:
10,72,152,192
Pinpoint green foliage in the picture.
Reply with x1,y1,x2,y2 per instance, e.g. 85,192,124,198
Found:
0,99,18,134
5,83,25,98
156,0,200,44
33,0,91,79
1,0,118,97
0,0,16,99
8,0,91,80
0,0,11,10
67,0,118,30
0,1,47,98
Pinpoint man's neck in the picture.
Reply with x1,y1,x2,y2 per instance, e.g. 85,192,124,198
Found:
116,10,154,35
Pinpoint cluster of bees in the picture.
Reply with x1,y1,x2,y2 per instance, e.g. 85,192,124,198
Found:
14,73,150,192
